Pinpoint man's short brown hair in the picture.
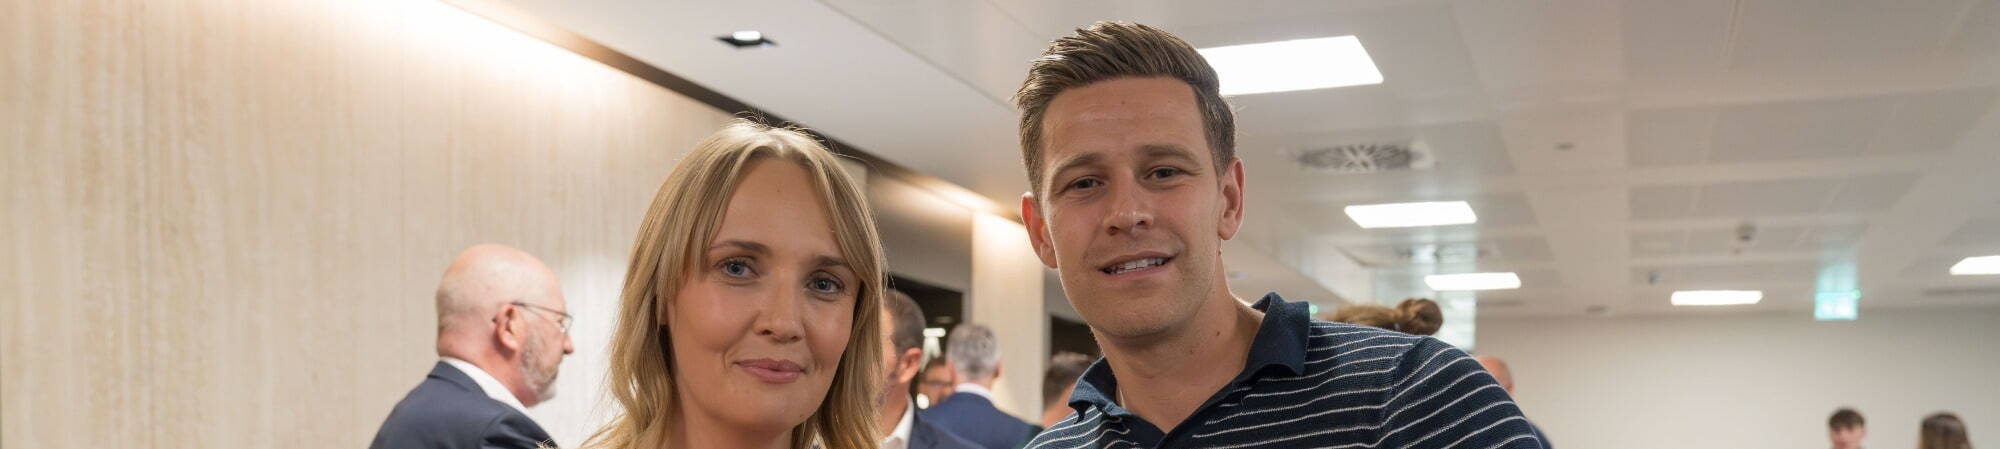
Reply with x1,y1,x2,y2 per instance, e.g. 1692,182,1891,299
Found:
1042,352,1095,406
1829,408,1865,430
1014,21,1235,196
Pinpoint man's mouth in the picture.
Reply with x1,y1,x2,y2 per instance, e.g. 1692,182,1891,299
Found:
1101,256,1171,275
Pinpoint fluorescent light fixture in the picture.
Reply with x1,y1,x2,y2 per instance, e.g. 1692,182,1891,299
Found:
1198,35,1383,96
732,30,763,42
1950,255,2000,275
1344,201,1477,228
1671,290,1763,306
1814,290,1860,321
1425,272,1522,291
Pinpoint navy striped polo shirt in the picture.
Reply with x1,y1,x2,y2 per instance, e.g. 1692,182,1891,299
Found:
1027,293,1546,449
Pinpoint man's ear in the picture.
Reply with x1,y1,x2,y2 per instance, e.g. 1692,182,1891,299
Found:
495,304,523,352
1022,192,1059,269
1217,158,1246,241
895,348,924,385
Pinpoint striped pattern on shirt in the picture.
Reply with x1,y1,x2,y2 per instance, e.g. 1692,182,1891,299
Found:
1027,294,1545,449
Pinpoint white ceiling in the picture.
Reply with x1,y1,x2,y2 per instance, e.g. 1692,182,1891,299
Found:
493,0,2000,318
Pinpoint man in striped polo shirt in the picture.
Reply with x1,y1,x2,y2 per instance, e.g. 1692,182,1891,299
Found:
1011,21,1547,448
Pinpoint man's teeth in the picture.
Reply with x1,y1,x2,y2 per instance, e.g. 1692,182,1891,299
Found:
1107,257,1166,274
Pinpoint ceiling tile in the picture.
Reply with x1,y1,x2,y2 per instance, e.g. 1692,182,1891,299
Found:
1691,178,1843,217
1729,0,1975,71
1631,231,1686,258
1623,0,1735,79
1866,88,2000,155
1630,185,1696,220
1709,95,1899,163
1938,216,2000,253
1821,173,1920,213
1628,106,1718,167
1633,260,1822,286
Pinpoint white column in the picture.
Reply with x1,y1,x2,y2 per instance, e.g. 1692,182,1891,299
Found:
967,213,1047,420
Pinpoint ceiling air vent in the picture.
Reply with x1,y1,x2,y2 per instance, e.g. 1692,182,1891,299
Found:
1288,139,1434,174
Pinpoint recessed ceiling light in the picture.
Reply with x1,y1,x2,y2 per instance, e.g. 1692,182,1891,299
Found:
1343,201,1476,229
1671,290,1763,306
718,30,774,48
1198,35,1382,96
1950,255,2000,275
1425,272,1521,291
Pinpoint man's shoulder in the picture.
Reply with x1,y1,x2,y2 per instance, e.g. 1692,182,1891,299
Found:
1295,320,1444,373
1022,408,1120,449
373,376,548,448
912,415,984,449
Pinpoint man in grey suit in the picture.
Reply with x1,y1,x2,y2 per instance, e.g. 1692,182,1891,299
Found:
371,244,575,449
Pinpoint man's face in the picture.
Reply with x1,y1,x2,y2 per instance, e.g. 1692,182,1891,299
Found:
919,363,954,405
517,286,573,405
1830,426,1865,448
1023,76,1244,340
875,308,922,407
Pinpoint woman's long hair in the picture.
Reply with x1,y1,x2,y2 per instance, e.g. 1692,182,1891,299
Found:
580,119,884,449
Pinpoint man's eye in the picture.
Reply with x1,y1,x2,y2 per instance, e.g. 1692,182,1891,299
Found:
1067,178,1102,191
1148,167,1182,179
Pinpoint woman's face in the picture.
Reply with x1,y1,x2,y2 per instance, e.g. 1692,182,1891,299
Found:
667,159,859,434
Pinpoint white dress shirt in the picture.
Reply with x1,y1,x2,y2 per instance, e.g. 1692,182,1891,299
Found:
881,399,916,449
440,357,533,416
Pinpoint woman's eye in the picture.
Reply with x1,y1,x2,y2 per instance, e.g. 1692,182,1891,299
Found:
807,277,843,294
719,260,753,278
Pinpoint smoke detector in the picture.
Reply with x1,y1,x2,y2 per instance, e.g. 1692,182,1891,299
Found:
1287,139,1435,174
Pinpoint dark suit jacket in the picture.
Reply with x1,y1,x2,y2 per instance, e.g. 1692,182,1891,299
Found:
919,392,1034,449
370,362,555,449
910,409,983,449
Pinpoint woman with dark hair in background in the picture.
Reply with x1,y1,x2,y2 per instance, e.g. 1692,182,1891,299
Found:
1324,298,1444,336
1920,412,1974,449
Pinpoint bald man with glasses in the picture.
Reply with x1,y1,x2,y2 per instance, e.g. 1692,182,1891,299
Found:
371,244,576,449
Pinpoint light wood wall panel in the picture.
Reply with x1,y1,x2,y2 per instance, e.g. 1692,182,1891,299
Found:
2,0,733,447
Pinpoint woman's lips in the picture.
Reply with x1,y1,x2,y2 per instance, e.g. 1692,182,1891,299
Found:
735,358,805,384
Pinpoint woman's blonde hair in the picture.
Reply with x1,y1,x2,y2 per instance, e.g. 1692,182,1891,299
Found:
581,119,883,449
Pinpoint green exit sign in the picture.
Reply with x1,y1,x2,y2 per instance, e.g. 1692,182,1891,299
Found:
1815,291,1860,321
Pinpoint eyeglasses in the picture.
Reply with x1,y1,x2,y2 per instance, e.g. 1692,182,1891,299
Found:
510,301,573,334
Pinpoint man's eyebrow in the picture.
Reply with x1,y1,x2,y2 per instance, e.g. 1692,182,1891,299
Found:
1048,152,1105,181
1139,144,1200,164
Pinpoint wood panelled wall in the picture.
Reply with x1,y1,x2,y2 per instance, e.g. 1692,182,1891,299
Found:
3,0,733,446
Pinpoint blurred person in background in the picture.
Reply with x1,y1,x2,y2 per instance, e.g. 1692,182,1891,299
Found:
370,244,573,449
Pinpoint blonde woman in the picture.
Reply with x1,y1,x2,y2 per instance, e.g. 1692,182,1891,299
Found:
582,120,882,449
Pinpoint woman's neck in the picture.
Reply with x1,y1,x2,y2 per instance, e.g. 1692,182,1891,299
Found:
666,405,793,449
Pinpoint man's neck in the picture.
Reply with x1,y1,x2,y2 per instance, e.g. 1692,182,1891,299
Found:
439,351,537,408
876,393,910,438
954,379,997,397
1096,293,1262,433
